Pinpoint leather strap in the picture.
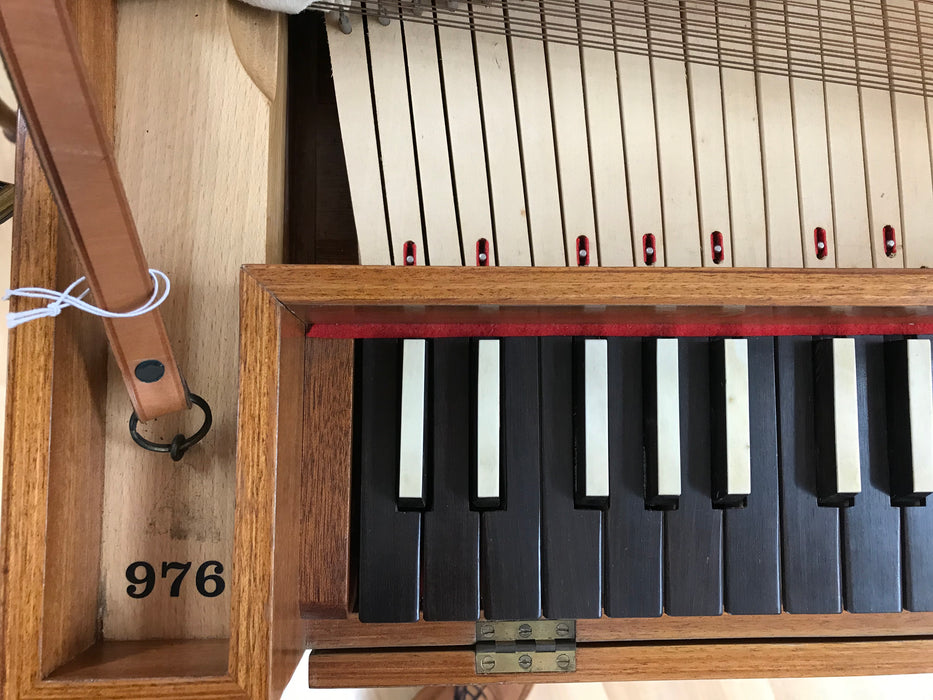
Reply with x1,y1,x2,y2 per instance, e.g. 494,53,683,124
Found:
0,0,189,421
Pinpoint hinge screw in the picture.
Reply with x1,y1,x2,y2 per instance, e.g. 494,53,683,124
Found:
555,622,571,637
518,654,533,670
480,656,496,672
480,623,495,638
557,654,571,670
518,624,533,639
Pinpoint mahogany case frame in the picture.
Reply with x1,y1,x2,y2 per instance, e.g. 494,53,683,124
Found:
255,264,933,688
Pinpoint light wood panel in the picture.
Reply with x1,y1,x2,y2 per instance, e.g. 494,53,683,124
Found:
756,0,802,268
581,0,632,266
472,1,531,265
616,0,664,266
509,0,565,266
649,0,700,267
856,0,903,269
403,19,462,265
326,12,392,264
684,0,731,267
436,19,494,265
367,17,425,263
720,0,767,267
823,0,872,267
888,0,933,267
100,0,286,641
544,0,597,263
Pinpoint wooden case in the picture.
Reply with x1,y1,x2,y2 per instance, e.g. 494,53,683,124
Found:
5,2,933,699
261,264,933,689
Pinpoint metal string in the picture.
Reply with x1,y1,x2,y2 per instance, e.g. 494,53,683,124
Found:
314,0,933,97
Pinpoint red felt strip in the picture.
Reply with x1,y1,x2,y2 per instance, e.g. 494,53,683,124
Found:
307,320,933,339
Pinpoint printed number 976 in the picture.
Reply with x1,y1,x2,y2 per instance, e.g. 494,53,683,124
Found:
125,560,225,599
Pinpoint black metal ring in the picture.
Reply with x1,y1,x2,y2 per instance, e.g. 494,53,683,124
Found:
129,393,212,462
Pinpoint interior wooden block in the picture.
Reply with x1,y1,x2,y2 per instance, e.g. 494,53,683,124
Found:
300,337,355,619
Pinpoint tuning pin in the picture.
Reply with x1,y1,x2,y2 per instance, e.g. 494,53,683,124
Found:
338,10,352,34
445,0,459,10
374,1,391,25
410,0,424,16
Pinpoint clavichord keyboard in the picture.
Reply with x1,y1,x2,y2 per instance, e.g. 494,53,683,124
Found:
301,0,933,632
353,333,933,623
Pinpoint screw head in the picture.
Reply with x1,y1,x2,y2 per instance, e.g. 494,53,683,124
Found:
480,623,495,638
555,622,571,637
556,653,571,670
480,656,496,672
518,654,532,670
517,623,533,639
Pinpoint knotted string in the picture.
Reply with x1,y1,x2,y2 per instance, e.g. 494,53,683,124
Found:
3,269,170,329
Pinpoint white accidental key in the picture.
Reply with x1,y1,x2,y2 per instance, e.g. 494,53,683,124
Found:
475,339,501,506
398,339,427,507
655,338,681,501
583,339,609,502
723,339,751,497
831,338,862,497
907,339,933,494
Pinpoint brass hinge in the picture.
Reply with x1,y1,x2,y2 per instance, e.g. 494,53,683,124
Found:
474,620,576,675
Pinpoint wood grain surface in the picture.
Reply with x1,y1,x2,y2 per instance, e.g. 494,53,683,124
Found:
230,269,304,699
1,1,114,694
306,611,933,649
300,337,354,618
307,639,933,688
246,266,933,333
247,265,933,308
99,0,285,642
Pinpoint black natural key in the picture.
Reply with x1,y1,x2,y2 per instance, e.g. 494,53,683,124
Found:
422,338,480,621
357,339,422,622
723,337,781,615
885,338,933,506
904,335,933,612
604,338,663,617
841,336,901,613
665,338,723,616
481,337,542,620
776,336,842,614
541,338,602,619
904,504,933,611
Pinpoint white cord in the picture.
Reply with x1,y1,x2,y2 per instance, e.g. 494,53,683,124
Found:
3,269,171,329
